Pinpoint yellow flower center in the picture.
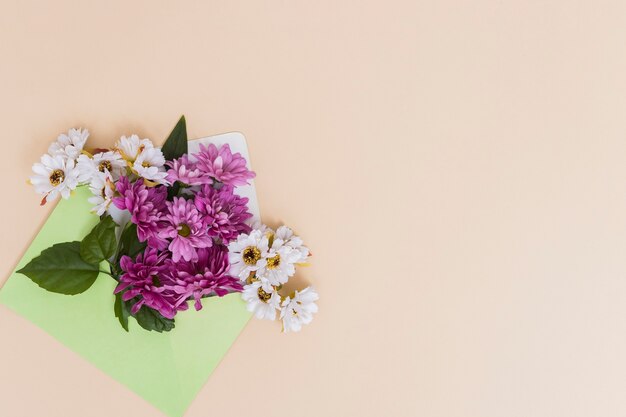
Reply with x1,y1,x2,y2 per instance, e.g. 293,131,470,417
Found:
98,160,113,172
257,287,272,303
178,224,191,237
141,161,151,168
243,246,261,265
266,254,281,270
245,272,257,285
49,169,65,186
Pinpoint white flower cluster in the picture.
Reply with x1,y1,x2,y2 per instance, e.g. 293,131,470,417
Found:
30,129,168,213
228,225,319,332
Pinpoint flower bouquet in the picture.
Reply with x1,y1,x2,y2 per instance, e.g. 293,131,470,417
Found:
18,116,318,333
0,118,319,415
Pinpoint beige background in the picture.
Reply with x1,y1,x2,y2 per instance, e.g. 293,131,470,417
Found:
1,1,626,416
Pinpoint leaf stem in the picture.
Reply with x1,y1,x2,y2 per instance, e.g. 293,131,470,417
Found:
99,269,115,278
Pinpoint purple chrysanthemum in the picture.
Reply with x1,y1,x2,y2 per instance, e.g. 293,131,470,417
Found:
114,248,183,319
165,155,209,186
194,143,256,186
165,245,243,310
194,185,252,244
158,197,212,262
112,176,167,249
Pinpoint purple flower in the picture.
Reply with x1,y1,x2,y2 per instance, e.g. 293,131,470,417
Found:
112,176,167,249
158,197,212,262
114,248,183,319
194,143,256,186
165,155,209,186
194,185,252,244
165,245,243,310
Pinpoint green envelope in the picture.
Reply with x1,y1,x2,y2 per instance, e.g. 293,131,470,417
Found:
0,133,256,417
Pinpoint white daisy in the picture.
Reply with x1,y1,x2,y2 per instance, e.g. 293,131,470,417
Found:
76,150,126,183
275,225,310,263
48,128,89,161
87,171,116,215
132,146,168,184
30,154,80,203
114,134,154,162
257,239,297,285
280,287,319,333
228,230,270,280
242,281,281,320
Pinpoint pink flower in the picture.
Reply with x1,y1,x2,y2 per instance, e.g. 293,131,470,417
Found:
165,155,209,186
158,197,212,262
112,176,167,249
194,143,255,186
165,246,243,310
194,185,252,244
114,248,183,319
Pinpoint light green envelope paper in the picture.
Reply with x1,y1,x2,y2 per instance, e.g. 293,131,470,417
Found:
0,133,257,417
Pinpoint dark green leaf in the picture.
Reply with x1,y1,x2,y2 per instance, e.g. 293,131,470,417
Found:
117,223,146,261
80,215,117,264
17,242,99,295
167,181,181,200
114,293,130,332
134,305,175,332
110,223,145,290
161,115,188,161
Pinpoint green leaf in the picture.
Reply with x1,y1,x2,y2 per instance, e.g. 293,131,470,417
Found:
110,223,146,288
114,293,130,332
167,181,181,200
134,304,175,332
117,223,146,262
115,291,175,333
161,115,188,161
80,215,117,264
17,242,99,295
